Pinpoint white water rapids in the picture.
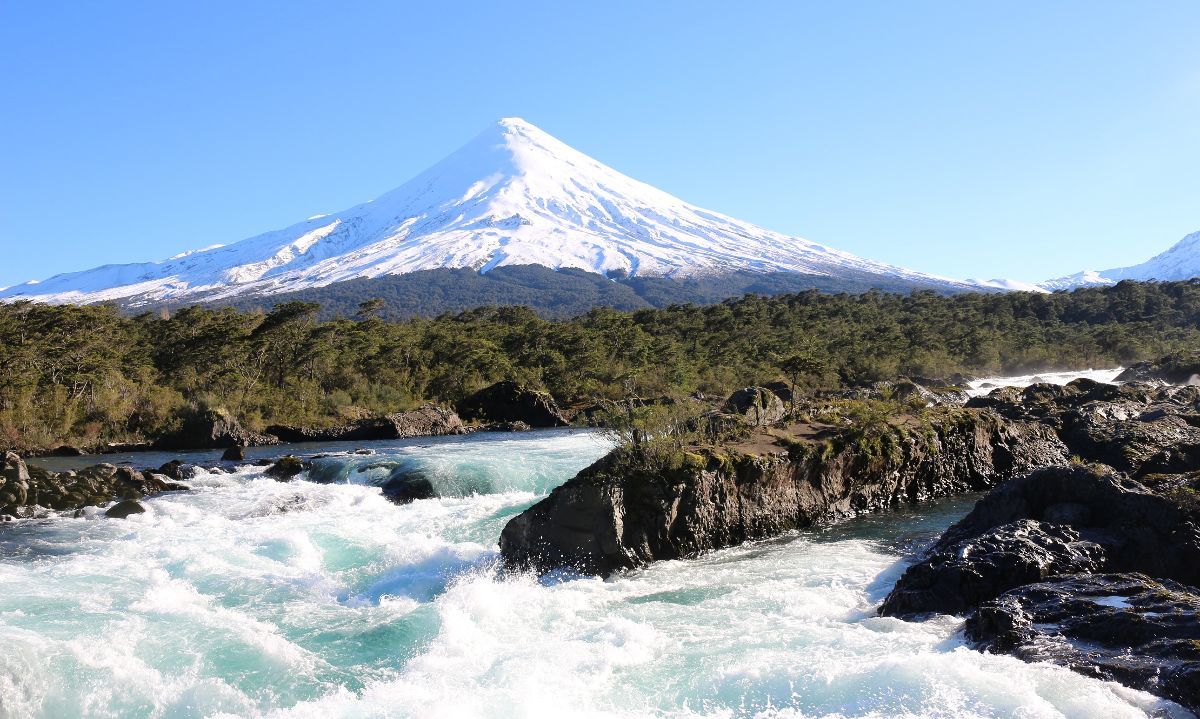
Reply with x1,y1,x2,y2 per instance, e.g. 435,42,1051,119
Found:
1,370,1192,718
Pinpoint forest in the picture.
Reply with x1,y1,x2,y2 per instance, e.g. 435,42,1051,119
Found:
1,278,1198,452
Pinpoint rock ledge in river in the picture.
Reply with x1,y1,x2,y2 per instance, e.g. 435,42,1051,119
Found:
500,407,1066,576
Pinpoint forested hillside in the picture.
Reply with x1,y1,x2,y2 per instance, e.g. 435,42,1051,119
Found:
188,265,975,320
2,279,1198,452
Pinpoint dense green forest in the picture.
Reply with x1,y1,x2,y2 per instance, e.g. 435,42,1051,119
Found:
2,279,1198,452
192,265,968,320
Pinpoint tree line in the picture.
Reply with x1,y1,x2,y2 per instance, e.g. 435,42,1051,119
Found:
1,279,1198,452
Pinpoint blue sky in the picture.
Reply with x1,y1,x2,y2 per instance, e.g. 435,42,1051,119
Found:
2,1,1198,288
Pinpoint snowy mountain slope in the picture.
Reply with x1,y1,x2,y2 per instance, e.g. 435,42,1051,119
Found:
1037,230,1200,290
1,118,979,305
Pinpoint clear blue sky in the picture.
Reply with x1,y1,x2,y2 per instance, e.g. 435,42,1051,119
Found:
2,1,1198,288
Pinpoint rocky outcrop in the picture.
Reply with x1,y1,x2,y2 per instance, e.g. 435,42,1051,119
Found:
154,409,277,450
881,465,1200,618
1,454,188,518
1117,353,1200,384
968,379,1200,476
457,381,569,427
966,573,1200,713
878,519,1105,618
266,405,467,443
500,408,1067,576
105,499,147,519
879,461,1200,710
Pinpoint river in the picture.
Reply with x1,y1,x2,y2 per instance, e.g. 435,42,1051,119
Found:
1,370,1191,718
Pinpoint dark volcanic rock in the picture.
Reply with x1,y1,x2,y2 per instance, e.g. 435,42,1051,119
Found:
882,464,1200,620
500,409,1067,576
380,474,437,504
2,455,187,518
221,446,246,462
0,451,31,514
266,405,467,443
723,387,787,427
457,381,568,427
927,465,1200,587
265,455,306,481
966,573,1200,713
51,445,85,457
1117,353,1200,385
879,519,1105,618
156,460,199,481
155,409,277,450
105,499,146,518
967,379,1200,476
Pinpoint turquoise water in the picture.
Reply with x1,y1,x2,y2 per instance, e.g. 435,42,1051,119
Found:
0,429,1190,718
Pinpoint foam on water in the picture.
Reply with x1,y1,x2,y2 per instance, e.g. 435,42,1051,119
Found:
965,367,1125,397
0,400,1192,718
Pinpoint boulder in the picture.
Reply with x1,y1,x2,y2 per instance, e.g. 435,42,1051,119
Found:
105,499,146,519
0,451,31,514
156,460,199,481
221,446,246,462
265,455,305,480
722,387,787,427
154,408,277,450
50,445,85,457
457,381,568,427
140,471,188,492
967,573,1200,713
380,474,437,504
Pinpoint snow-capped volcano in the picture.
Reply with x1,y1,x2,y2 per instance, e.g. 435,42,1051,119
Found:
2,118,977,305
1038,230,1200,290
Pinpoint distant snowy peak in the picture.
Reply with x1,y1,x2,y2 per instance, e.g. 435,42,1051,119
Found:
2,117,977,305
1038,230,1200,290
969,278,1048,293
